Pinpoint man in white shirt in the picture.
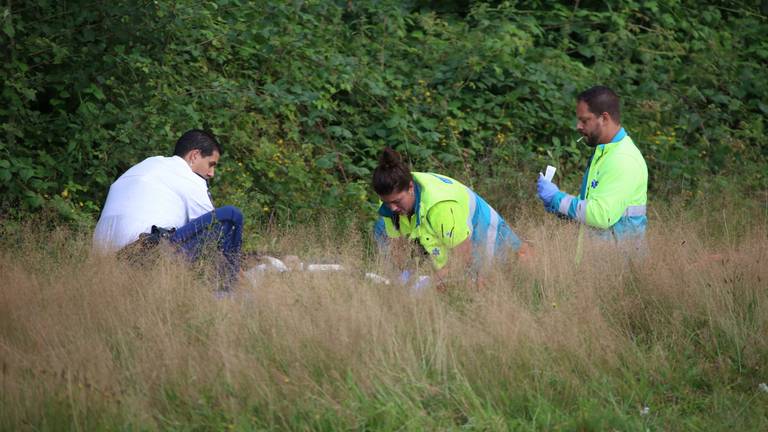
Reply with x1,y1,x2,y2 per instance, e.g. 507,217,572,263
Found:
94,129,243,289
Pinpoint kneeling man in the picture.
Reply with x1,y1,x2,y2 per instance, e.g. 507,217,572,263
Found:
94,129,243,289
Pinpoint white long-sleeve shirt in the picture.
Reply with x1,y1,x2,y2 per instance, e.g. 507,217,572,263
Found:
93,155,214,252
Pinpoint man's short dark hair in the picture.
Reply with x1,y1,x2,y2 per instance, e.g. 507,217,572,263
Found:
577,86,621,123
173,129,222,158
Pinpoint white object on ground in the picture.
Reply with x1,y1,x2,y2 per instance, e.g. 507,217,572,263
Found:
544,165,556,182
249,263,270,272
365,272,391,285
759,383,768,393
640,406,650,416
263,256,289,272
306,264,344,272
241,256,404,288
282,255,304,271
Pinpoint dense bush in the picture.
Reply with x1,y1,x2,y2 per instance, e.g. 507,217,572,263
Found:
1,1,766,227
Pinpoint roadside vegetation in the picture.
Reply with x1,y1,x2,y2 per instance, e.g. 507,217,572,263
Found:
1,1,766,229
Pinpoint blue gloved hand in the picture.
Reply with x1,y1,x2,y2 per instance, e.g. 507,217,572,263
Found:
412,275,431,291
398,270,413,286
409,275,431,296
537,174,560,207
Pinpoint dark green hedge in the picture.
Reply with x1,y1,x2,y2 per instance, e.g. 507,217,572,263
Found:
1,1,766,225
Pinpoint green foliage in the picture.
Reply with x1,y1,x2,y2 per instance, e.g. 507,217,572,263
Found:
1,1,766,226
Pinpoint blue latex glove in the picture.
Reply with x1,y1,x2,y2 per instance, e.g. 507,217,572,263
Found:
412,275,431,292
537,174,560,207
399,270,431,294
398,270,413,286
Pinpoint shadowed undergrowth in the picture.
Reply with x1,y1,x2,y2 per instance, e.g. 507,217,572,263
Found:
1,199,766,431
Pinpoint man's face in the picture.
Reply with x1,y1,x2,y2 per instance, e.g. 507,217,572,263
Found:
575,100,607,146
188,150,220,180
379,182,416,216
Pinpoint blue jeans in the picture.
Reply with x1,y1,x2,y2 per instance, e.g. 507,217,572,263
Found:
170,206,243,290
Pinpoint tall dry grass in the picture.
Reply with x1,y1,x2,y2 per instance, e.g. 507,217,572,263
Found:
1,200,766,430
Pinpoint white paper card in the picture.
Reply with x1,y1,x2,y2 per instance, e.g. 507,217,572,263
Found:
544,165,556,181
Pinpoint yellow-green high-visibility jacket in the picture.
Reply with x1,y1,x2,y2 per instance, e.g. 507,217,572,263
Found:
548,128,648,239
377,172,521,269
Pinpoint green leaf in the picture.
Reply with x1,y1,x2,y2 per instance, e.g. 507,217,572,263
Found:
316,154,336,169
327,126,352,138
2,18,14,38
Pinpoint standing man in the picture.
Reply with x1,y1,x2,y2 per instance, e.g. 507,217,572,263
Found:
536,86,648,242
94,129,243,289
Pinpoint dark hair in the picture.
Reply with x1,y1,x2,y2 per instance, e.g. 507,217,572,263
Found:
372,147,412,195
173,129,222,158
577,86,621,123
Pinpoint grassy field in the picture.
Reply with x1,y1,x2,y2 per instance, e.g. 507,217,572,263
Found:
1,196,766,431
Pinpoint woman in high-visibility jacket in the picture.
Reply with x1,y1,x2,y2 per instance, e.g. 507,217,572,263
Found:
373,147,523,283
